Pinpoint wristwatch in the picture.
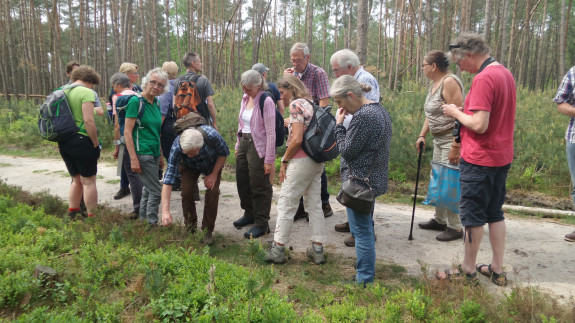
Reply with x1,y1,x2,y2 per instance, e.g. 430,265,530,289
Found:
281,157,289,164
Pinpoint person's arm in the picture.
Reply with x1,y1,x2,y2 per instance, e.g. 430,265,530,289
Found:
557,103,575,117
124,118,140,173
206,96,217,130
277,99,285,115
279,122,303,182
81,102,99,147
416,118,429,153
443,105,490,134
442,76,464,163
161,184,173,226
204,156,226,189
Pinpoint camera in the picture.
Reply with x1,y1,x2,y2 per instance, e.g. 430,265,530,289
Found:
452,121,461,143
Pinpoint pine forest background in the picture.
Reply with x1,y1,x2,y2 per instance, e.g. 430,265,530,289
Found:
0,0,574,98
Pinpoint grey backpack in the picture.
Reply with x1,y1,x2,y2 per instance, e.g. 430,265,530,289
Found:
38,84,81,142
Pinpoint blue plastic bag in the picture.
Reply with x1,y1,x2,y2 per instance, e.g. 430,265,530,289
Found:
422,161,461,214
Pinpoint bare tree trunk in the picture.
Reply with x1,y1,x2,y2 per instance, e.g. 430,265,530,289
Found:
377,0,383,80
559,0,566,74
393,0,405,90
174,0,181,61
334,0,339,51
484,0,491,42
322,2,328,68
387,0,400,89
535,0,548,90
305,0,314,52
165,0,171,60
356,0,369,64
499,0,510,65
425,0,432,53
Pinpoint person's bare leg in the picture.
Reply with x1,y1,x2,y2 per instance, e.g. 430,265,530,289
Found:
80,175,98,215
486,220,506,274
436,225,484,279
69,175,83,209
461,225,484,274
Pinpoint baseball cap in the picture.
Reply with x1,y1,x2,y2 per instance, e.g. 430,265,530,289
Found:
252,63,269,75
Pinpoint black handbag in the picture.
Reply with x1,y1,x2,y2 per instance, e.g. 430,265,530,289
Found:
336,176,374,214
336,150,379,214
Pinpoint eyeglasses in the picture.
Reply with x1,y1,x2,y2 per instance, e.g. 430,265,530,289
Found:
149,80,165,89
449,44,461,51
421,63,431,68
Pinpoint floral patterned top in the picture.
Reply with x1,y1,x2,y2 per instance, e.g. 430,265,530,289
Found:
287,98,314,159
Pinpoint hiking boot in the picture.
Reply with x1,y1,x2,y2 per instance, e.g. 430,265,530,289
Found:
114,187,131,200
244,225,270,239
436,227,463,242
344,234,377,247
418,218,447,231
233,215,255,229
344,235,355,247
265,242,286,264
335,222,350,232
322,203,334,217
306,244,326,265
202,231,214,244
293,203,308,221
565,231,575,242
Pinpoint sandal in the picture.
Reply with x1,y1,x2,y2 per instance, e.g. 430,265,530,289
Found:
435,264,478,285
476,263,508,287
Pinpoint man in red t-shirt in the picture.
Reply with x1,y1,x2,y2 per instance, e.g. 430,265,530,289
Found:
437,33,516,287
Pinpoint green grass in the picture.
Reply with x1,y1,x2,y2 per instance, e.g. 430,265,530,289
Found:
0,182,573,321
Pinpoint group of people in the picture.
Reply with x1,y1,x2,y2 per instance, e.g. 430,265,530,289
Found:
55,32,529,286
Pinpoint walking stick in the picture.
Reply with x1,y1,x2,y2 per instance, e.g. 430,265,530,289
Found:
409,141,425,240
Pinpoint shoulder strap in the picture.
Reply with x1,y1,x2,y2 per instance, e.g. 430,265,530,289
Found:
259,92,269,118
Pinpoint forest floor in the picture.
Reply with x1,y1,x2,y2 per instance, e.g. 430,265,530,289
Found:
1,155,574,301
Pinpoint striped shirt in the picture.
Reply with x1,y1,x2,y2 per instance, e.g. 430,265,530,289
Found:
554,66,575,143
294,63,330,105
162,125,229,185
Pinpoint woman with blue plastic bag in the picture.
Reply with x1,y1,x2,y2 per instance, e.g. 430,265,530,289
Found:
415,50,465,242
333,76,392,285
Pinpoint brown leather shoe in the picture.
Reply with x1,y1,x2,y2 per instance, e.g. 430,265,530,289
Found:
418,218,447,231
344,235,355,247
335,222,350,232
436,227,463,242
565,231,575,242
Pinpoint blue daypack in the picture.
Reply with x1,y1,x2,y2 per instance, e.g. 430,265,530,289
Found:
115,94,146,136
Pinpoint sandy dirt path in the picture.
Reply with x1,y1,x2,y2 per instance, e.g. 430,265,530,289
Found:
1,155,574,300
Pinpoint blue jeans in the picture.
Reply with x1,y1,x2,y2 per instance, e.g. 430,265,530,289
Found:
347,205,375,284
567,142,575,208
137,155,162,224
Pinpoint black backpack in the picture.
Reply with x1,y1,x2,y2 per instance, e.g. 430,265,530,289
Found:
38,84,81,142
301,100,339,163
258,92,286,147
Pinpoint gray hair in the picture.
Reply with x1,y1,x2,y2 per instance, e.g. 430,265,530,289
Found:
240,70,269,91
330,75,372,99
450,32,491,59
179,128,204,151
290,42,310,56
182,53,200,68
330,49,360,69
141,68,170,94
109,73,131,88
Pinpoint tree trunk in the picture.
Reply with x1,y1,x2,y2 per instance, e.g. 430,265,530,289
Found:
499,0,510,65
165,0,170,60
305,0,314,53
356,0,369,65
559,0,566,75
484,0,491,42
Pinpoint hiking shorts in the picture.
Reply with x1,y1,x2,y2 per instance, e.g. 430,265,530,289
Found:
459,158,511,227
58,134,100,177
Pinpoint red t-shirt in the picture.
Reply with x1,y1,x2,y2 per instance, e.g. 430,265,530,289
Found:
461,65,516,167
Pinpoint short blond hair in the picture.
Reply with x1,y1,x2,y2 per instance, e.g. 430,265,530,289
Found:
119,62,138,74
162,61,179,79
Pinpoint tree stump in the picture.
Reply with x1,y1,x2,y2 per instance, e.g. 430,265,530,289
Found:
33,265,58,287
